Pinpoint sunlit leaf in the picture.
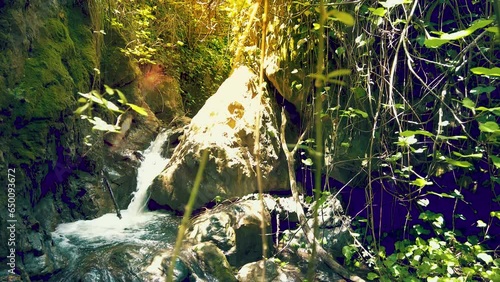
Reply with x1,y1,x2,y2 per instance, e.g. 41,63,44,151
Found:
103,99,122,112
490,155,500,169
471,86,496,95
380,0,411,8
462,97,476,110
127,103,148,116
412,147,426,153
308,73,327,81
471,67,500,77
313,23,321,30
476,106,500,117
445,158,473,168
116,89,128,104
74,103,90,115
441,19,493,40
328,10,355,26
411,178,432,187
477,253,493,264
424,37,450,48
417,198,430,207
452,152,483,158
386,152,402,162
368,7,386,17
302,158,313,166
327,69,351,78
436,135,468,140
479,121,500,133
426,19,493,48
395,135,417,147
477,220,487,228
90,117,121,132
79,92,103,105
104,85,114,95
485,26,499,35
400,130,434,137
490,211,500,220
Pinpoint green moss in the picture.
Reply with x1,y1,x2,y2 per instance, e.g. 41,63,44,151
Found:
0,5,97,165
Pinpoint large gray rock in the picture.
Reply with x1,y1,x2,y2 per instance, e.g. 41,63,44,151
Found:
186,198,273,268
236,259,302,282
150,66,288,211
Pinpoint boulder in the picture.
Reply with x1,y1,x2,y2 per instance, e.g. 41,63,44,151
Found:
186,198,273,268
150,66,288,211
236,259,302,282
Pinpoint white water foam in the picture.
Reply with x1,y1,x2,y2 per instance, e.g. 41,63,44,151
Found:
53,130,172,247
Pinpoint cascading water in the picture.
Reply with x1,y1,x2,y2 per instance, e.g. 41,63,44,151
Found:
49,130,179,281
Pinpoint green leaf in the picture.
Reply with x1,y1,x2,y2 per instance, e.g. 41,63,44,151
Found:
367,272,379,280
426,19,494,48
386,152,402,162
417,198,430,207
74,103,90,115
104,100,123,112
424,37,451,48
477,220,487,228
477,253,493,264
462,98,476,110
307,73,327,81
368,7,386,17
441,19,493,40
411,178,432,188
89,117,121,132
342,245,357,260
452,152,483,158
302,158,313,166
470,86,496,95
380,0,410,8
395,135,417,147
490,155,500,169
126,103,148,116
476,106,500,116
490,211,500,220
400,130,434,137
328,10,355,26
313,23,321,30
79,91,104,105
479,121,500,133
116,89,128,104
445,158,473,168
349,107,368,118
436,135,468,140
471,67,500,77
104,85,114,95
327,69,351,78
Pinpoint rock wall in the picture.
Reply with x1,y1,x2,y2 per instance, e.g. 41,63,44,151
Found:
0,1,159,279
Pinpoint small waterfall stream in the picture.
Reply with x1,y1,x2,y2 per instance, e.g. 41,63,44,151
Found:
49,130,179,281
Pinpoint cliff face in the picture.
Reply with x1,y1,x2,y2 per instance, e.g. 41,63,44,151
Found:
0,1,145,279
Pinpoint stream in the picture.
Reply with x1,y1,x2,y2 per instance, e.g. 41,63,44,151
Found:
49,130,180,281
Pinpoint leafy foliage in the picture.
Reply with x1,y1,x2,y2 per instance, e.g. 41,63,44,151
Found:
75,85,147,132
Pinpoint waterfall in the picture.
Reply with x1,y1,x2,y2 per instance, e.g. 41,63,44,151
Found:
127,129,171,216
52,130,173,247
